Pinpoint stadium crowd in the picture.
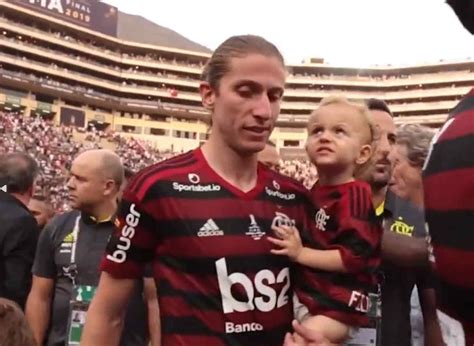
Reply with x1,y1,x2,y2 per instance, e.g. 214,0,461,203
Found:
0,110,316,212
0,1,473,345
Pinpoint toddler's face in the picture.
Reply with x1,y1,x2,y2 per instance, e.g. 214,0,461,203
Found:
306,104,371,174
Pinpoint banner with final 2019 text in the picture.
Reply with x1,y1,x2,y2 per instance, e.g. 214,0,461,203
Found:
5,0,118,37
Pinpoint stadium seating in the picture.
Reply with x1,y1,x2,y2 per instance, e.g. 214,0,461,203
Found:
0,111,316,211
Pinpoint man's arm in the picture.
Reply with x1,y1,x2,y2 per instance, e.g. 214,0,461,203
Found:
2,216,38,308
81,272,138,345
84,186,159,344
417,268,445,346
26,216,61,345
25,276,54,345
381,230,429,267
419,287,445,346
144,277,161,346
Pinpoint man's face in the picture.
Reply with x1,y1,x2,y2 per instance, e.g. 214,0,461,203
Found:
389,144,423,202
258,144,280,170
201,54,286,155
28,199,52,229
67,155,108,211
360,110,396,189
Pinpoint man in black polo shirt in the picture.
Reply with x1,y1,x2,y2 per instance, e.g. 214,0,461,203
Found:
0,152,40,309
25,149,158,346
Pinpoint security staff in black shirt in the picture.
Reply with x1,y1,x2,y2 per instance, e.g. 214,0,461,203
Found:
0,152,40,309
25,149,159,346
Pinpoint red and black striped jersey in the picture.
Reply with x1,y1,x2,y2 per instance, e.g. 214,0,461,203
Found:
423,88,474,344
101,148,310,346
296,180,382,327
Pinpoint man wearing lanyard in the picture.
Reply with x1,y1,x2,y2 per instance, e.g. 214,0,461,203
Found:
25,149,159,346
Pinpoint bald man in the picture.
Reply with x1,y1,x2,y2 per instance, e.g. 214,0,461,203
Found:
25,150,158,346
258,142,281,170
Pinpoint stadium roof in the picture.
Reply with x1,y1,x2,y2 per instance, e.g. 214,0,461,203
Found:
117,11,211,54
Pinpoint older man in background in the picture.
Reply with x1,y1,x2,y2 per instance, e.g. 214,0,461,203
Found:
389,124,445,345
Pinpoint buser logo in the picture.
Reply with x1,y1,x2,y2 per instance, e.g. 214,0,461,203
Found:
106,203,140,264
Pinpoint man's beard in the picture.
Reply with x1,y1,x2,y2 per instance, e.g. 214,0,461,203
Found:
371,178,389,191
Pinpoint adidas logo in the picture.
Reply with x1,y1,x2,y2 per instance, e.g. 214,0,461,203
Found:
198,219,224,237
63,232,74,243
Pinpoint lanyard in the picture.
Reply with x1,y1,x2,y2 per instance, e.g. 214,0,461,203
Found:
70,215,81,265
63,215,81,285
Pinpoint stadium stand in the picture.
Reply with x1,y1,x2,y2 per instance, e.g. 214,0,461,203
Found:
0,0,472,160
0,110,316,211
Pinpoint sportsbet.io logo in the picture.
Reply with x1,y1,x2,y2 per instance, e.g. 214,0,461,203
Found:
172,174,221,193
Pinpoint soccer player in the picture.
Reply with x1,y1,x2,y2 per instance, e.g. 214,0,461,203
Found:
81,35,311,346
269,96,382,344
422,1,474,343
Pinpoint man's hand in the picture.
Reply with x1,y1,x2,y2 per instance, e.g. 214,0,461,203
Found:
283,320,332,346
268,225,303,261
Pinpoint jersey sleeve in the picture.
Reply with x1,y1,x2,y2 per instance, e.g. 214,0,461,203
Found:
100,187,158,279
331,184,382,274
